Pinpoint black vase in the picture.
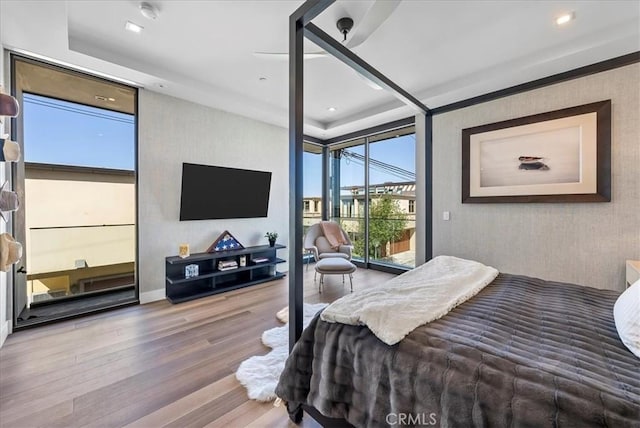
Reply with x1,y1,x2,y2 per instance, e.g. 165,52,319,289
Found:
269,239,276,247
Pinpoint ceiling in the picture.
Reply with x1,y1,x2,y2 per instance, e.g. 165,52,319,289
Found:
1,1,638,139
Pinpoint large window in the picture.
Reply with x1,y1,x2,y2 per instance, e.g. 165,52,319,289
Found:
22,94,136,306
329,139,366,261
13,56,137,324
328,127,415,269
368,132,415,268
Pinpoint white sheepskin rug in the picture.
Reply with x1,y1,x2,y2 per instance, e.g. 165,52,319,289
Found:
235,303,327,401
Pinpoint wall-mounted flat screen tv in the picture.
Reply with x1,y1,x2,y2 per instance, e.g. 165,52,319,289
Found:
180,163,272,220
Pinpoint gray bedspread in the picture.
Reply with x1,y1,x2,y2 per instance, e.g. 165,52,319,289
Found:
275,273,640,427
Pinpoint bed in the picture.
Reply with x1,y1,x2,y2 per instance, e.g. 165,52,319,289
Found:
275,270,640,427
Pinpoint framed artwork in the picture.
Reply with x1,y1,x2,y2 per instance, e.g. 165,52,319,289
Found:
462,100,611,203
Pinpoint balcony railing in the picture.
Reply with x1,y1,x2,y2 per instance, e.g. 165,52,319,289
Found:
26,224,135,305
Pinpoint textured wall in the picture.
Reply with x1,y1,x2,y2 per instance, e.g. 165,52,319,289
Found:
138,90,288,302
433,64,640,291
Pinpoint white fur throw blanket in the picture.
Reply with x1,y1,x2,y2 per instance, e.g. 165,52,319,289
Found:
321,255,499,345
235,303,327,401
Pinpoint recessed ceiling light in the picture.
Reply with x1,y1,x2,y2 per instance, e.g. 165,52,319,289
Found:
555,12,574,26
125,21,144,33
95,95,116,102
327,107,337,112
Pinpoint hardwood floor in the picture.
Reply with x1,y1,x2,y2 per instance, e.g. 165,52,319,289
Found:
0,265,394,428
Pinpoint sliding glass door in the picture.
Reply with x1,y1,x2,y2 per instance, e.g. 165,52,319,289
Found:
328,127,415,270
12,56,137,327
329,139,365,262
368,133,416,268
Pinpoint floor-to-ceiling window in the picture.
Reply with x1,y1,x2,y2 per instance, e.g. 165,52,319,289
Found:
368,131,416,268
12,57,137,327
329,138,365,261
328,126,415,270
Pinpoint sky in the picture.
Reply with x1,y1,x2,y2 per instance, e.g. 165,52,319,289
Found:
23,93,135,170
304,134,416,197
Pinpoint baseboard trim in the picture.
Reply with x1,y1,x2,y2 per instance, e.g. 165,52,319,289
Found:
0,320,10,348
140,288,166,304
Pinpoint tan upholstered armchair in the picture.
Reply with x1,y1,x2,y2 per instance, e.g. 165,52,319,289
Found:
304,221,353,264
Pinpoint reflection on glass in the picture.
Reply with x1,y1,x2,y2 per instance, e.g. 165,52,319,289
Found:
330,141,365,261
23,94,136,305
368,134,416,268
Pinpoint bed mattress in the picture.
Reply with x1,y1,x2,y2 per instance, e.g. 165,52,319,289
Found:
275,273,640,427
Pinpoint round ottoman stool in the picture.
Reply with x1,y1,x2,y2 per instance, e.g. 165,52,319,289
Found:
314,258,356,293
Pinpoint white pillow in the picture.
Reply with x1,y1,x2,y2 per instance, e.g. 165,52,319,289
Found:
613,279,640,358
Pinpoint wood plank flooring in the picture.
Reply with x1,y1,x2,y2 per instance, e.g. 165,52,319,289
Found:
0,265,394,428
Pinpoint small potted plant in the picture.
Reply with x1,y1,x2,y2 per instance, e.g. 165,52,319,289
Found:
265,231,278,247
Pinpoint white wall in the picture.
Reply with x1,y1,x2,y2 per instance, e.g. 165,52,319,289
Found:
138,90,288,303
433,63,640,291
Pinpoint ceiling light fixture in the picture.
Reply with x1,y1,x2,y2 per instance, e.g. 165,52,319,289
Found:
95,95,116,102
140,2,159,20
125,21,144,33
328,107,337,112
555,12,574,26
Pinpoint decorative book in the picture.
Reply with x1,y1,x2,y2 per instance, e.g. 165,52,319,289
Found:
253,257,270,264
218,260,238,271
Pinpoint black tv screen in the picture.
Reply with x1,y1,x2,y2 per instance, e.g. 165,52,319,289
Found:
180,163,272,220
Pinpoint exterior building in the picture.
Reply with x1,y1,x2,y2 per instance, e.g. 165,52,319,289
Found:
24,163,135,304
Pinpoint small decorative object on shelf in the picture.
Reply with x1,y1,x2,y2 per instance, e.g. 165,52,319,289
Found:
265,231,278,247
178,243,190,258
0,92,20,117
0,138,20,162
0,232,23,273
239,255,247,267
185,264,199,279
0,181,19,222
207,230,244,252
253,257,269,264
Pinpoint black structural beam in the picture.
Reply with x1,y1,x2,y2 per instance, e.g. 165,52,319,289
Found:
288,6,306,352
290,0,335,26
304,22,429,113
289,0,337,352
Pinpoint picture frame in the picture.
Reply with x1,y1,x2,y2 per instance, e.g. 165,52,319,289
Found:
462,100,611,203
178,243,190,258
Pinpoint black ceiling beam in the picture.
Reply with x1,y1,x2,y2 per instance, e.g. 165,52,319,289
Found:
290,0,335,26
304,22,429,114
431,51,640,115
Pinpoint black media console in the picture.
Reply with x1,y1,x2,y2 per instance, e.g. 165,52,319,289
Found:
165,244,286,303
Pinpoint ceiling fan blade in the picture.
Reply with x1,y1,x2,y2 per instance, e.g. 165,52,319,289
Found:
346,0,401,49
253,52,326,60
